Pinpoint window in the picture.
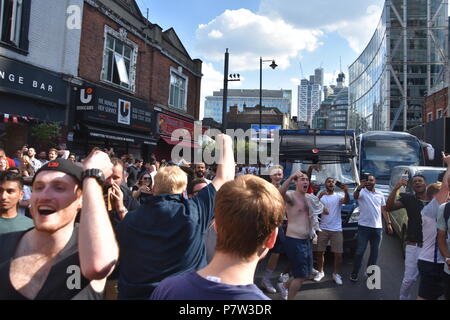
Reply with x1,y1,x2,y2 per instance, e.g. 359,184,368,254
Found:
427,112,432,122
0,0,29,50
101,26,138,92
437,109,443,119
169,67,188,111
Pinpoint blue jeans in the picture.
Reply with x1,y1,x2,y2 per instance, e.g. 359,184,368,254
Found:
352,226,382,276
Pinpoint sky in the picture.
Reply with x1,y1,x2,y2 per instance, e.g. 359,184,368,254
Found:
135,0,387,118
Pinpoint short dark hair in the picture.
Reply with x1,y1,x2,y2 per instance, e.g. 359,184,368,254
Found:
325,177,334,183
187,178,208,196
412,174,426,183
135,158,143,164
0,171,23,189
110,158,125,173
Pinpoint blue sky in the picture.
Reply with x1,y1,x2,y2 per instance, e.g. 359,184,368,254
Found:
136,0,386,117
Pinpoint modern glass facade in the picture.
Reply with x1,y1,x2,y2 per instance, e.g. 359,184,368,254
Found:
204,89,292,123
298,68,324,126
349,0,448,133
312,86,349,130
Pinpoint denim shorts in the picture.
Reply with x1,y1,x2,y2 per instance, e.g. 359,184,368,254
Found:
417,259,444,300
270,224,287,254
284,236,313,279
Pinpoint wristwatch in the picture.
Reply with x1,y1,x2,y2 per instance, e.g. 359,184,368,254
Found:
81,169,106,186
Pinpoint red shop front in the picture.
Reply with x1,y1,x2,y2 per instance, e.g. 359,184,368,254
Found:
153,110,203,163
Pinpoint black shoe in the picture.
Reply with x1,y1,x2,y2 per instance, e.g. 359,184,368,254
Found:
349,273,358,282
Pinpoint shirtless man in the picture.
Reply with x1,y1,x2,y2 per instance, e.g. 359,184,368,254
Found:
277,171,325,300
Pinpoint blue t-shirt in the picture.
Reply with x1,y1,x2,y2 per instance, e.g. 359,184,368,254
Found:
150,271,270,300
117,183,216,300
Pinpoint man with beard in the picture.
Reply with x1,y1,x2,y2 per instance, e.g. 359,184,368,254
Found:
0,154,119,299
194,162,211,184
386,174,429,300
315,177,349,285
277,171,325,300
27,148,42,173
350,174,393,282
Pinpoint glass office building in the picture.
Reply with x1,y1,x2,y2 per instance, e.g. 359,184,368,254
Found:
349,0,448,133
204,89,292,123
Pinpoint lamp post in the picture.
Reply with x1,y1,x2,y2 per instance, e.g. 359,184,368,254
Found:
259,57,277,172
222,49,240,133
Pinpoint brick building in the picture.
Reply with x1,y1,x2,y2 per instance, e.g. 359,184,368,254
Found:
0,0,83,155
70,0,202,161
423,87,448,123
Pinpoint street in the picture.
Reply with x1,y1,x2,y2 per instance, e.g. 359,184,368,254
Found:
256,231,416,300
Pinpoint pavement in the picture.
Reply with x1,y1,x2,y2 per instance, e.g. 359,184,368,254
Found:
254,231,419,300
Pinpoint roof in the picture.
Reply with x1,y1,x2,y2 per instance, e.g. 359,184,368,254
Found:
163,28,192,59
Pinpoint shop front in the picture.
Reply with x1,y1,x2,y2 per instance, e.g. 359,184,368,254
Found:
70,83,157,161
153,109,203,162
0,55,68,155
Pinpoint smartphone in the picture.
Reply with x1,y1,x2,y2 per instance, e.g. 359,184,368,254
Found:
335,181,343,188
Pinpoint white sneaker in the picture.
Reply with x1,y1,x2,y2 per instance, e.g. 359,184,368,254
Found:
332,273,343,285
313,271,325,282
261,278,277,293
277,282,288,300
311,268,319,276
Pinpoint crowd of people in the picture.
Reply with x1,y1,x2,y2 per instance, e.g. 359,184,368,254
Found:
0,139,449,300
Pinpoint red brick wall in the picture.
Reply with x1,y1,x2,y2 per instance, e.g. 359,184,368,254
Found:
150,50,201,119
424,87,448,123
79,4,150,100
79,4,201,120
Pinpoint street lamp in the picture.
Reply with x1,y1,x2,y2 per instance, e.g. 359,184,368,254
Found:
259,57,277,172
222,49,241,133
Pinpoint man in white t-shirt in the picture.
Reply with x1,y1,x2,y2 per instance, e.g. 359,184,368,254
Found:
350,174,393,282
315,177,349,285
437,201,450,300
418,156,449,300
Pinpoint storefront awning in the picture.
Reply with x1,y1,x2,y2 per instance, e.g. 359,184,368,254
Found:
83,124,157,145
161,135,201,149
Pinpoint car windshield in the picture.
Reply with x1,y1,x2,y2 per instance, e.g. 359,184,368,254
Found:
290,162,356,185
416,169,446,185
361,139,422,181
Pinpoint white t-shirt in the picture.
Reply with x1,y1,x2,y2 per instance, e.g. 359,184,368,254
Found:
419,198,445,264
357,188,386,229
320,193,344,232
437,202,450,274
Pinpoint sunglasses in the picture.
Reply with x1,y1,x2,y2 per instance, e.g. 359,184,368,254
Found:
143,177,151,180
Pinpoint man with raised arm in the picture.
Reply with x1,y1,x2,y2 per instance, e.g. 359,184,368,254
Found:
117,134,235,300
277,171,325,300
0,153,118,299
